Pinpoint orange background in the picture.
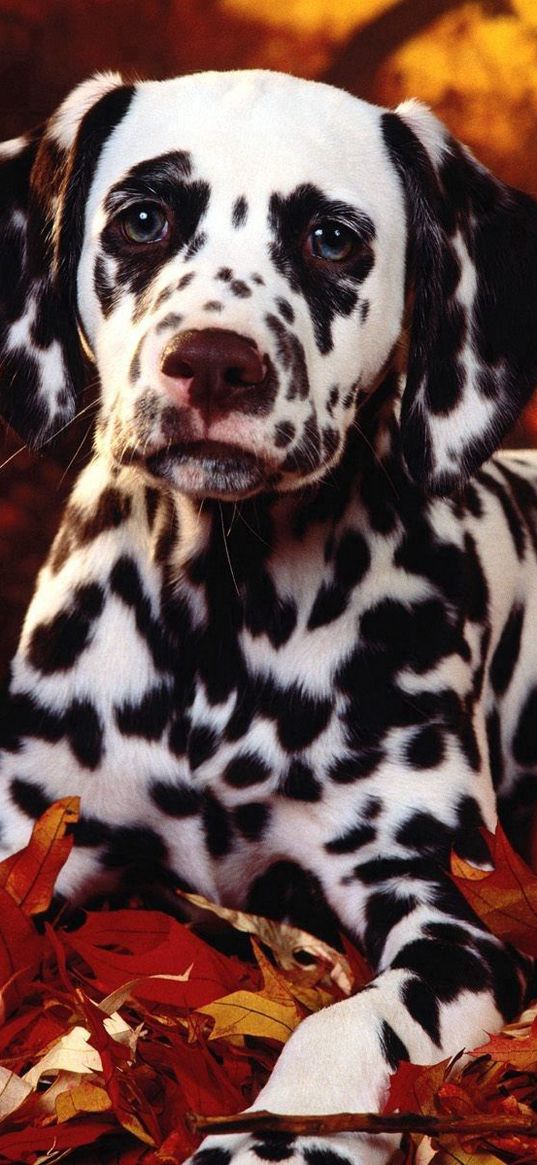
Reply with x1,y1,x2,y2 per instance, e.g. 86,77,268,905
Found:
1,0,537,672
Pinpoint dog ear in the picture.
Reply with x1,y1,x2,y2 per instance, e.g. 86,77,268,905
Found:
0,72,133,446
382,101,537,495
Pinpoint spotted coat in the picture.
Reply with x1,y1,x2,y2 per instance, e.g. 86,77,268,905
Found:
2,70,537,1165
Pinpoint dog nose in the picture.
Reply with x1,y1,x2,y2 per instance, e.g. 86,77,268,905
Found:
160,328,266,412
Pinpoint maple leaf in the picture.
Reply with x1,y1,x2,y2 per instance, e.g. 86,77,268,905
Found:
451,824,537,955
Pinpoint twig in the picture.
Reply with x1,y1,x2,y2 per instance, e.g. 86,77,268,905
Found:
188,1108,537,1138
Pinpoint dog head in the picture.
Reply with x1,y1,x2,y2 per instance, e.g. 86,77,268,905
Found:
1,70,537,497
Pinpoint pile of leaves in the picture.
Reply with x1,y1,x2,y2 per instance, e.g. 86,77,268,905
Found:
0,797,368,1163
2,800,537,1164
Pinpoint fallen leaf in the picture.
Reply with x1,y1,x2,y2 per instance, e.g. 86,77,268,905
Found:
0,798,79,915
451,825,537,955
181,890,355,993
55,1079,112,1122
0,1066,32,1121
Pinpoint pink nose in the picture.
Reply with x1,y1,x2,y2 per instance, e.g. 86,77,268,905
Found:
160,328,266,416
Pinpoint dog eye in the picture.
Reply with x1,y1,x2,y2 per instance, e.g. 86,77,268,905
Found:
305,222,357,263
119,203,170,244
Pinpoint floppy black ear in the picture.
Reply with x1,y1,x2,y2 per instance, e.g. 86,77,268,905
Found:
382,101,537,495
0,73,133,446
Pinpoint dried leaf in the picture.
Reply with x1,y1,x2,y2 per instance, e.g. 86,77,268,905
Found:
0,1066,32,1121
0,798,79,915
55,1080,112,1122
182,890,355,993
451,824,537,955
199,988,301,1043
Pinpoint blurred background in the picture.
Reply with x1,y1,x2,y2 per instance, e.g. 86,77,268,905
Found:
1,0,537,676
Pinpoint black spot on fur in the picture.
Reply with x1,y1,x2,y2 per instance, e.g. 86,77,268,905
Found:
252,1134,295,1161
401,977,441,1045
247,861,342,945
486,707,504,790
244,570,297,649
156,311,183,333
392,937,488,999
223,751,272,789
477,469,526,560
10,776,52,818
229,279,251,298
234,802,271,841
490,604,524,697
280,760,322,802
513,686,537,766
406,726,445,769
266,313,309,401
364,891,417,967
187,724,219,770
94,254,116,317
102,153,209,307
232,196,248,228
114,685,173,740
109,555,175,673
328,749,384,783
304,1152,354,1165
269,184,374,354
202,791,233,857
275,296,295,323
307,583,349,631
193,1151,231,1165
64,698,104,769
28,584,105,674
102,824,168,873
150,779,201,817
325,821,375,854
380,1020,410,1071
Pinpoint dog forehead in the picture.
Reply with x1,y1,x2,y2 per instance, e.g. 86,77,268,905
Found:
84,70,399,223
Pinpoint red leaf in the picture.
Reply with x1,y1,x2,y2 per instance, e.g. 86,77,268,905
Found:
63,909,259,1004
0,889,43,1009
451,824,537,955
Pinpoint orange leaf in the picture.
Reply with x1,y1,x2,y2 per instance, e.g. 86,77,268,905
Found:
451,824,537,955
471,1028,537,1070
0,797,79,915
55,1080,112,1122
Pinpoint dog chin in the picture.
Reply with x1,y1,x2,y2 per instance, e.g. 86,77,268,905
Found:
143,440,278,499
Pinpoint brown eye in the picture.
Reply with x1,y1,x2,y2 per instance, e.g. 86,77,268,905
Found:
120,203,169,244
306,222,356,263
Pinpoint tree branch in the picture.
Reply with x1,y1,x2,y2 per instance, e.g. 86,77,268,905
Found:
189,1108,537,1138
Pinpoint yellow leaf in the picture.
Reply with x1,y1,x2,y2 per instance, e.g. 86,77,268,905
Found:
55,1081,112,1123
198,989,301,1043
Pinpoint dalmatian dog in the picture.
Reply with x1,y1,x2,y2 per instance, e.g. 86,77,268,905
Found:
2,69,537,1165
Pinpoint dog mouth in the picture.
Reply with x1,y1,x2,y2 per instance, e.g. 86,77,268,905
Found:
144,439,279,497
